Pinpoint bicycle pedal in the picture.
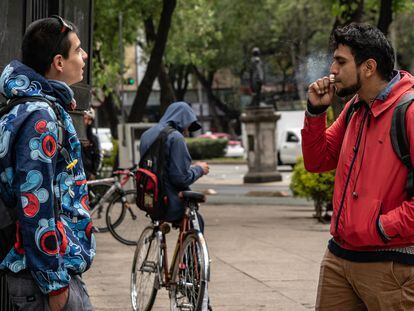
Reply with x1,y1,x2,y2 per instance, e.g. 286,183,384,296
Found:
160,223,171,235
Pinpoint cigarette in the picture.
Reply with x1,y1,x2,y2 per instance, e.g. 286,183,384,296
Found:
329,74,335,83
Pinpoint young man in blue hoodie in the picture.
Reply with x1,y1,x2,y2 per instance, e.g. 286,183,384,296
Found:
0,16,95,310
139,101,211,310
139,101,209,222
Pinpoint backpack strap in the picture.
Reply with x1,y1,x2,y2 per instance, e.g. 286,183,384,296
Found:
344,95,359,126
0,96,67,221
139,125,176,167
1,96,65,151
390,92,414,197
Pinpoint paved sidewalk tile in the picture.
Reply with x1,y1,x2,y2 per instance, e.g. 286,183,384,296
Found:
84,204,329,310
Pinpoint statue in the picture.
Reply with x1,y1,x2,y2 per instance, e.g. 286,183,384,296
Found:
249,47,264,107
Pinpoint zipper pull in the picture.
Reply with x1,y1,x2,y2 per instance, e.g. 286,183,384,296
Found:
66,159,78,170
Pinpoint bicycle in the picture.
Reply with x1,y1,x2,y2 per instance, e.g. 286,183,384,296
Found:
130,191,211,311
87,167,142,245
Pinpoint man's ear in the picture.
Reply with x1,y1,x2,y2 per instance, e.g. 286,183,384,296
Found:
364,59,377,78
51,54,64,73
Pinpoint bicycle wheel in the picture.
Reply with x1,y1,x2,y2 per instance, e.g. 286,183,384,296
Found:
106,189,142,245
87,182,114,232
170,231,210,311
131,226,159,311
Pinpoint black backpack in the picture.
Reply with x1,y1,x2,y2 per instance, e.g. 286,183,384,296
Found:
345,92,414,197
0,96,65,262
135,126,175,220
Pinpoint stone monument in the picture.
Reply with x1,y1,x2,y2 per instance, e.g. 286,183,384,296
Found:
249,47,264,107
242,48,282,183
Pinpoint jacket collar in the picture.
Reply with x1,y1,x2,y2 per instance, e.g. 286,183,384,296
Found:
369,70,414,118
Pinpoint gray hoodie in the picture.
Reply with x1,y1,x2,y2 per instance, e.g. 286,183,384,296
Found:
139,102,203,221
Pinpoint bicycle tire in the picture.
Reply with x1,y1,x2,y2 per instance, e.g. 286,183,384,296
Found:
131,226,159,311
170,230,210,311
106,189,142,245
87,182,115,233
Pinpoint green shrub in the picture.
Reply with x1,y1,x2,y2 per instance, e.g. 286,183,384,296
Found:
185,138,228,159
290,157,335,219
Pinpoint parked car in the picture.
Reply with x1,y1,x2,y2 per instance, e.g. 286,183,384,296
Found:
198,131,245,158
94,128,114,158
277,128,302,166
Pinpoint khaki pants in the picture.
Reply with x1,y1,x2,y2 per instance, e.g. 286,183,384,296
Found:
316,249,414,311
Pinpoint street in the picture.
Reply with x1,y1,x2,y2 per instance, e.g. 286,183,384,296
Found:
192,164,312,206
84,164,330,310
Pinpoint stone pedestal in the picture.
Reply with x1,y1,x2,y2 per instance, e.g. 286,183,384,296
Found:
241,106,282,183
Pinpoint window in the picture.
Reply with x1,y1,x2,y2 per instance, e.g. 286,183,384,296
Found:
286,132,299,143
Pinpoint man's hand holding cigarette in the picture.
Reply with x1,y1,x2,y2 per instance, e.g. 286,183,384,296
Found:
307,74,336,107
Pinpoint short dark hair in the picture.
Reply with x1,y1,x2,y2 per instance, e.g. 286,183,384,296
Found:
330,23,395,81
21,17,78,75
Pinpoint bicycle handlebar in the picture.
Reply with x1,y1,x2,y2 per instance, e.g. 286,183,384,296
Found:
86,177,116,185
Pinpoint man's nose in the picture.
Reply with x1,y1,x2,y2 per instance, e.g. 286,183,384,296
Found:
82,48,88,60
330,63,338,75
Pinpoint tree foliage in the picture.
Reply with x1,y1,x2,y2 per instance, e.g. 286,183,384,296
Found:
93,0,142,97
93,0,414,125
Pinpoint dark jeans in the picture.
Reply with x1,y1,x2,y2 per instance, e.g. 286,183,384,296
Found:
171,211,205,233
6,271,93,311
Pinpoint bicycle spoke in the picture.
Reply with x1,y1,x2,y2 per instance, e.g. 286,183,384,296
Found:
131,227,159,311
87,183,114,232
107,190,143,245
170,233,208,311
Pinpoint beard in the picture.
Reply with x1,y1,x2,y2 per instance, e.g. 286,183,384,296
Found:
336,71,361,97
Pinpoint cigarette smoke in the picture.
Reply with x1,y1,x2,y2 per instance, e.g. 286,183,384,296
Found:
303,51,331,84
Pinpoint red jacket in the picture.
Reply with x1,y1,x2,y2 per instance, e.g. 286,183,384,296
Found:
302,71,414,251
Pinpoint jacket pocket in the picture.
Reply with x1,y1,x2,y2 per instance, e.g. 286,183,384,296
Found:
341,197,384,247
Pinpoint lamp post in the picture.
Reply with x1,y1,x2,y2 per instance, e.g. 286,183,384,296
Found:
118,11,127,123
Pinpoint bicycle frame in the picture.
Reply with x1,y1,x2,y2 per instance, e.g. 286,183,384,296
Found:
156,200,205,288
130,193,210,311
87,169,135,217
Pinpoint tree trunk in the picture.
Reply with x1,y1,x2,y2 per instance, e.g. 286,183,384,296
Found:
169,64,191,100
101,92,120,139
143,14,176,115
192,66,239,132
158,60,176,114
128,0,177,122
377,0,393,35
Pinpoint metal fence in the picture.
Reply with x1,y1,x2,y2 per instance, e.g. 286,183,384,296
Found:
0,274,13,311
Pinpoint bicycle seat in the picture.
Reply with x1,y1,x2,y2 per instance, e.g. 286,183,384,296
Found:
180,191,206,203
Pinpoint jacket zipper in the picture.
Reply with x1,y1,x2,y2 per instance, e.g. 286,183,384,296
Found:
335,106,370,234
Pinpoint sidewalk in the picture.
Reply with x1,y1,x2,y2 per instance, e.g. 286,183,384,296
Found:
84,203,330,310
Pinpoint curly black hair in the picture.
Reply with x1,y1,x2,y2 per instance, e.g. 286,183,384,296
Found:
330,23,395,81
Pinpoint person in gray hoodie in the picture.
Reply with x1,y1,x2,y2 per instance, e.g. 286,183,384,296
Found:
139,101,209,222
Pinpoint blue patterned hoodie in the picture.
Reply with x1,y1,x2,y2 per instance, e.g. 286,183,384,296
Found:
0,60,96,294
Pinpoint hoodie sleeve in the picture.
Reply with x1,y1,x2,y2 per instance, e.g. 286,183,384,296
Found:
167,133,204,188
14,107,70,294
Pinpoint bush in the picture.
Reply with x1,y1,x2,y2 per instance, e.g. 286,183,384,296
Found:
290,157,335,221
185,138,228,159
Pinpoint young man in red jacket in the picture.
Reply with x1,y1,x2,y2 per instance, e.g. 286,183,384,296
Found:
303,23,414,310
